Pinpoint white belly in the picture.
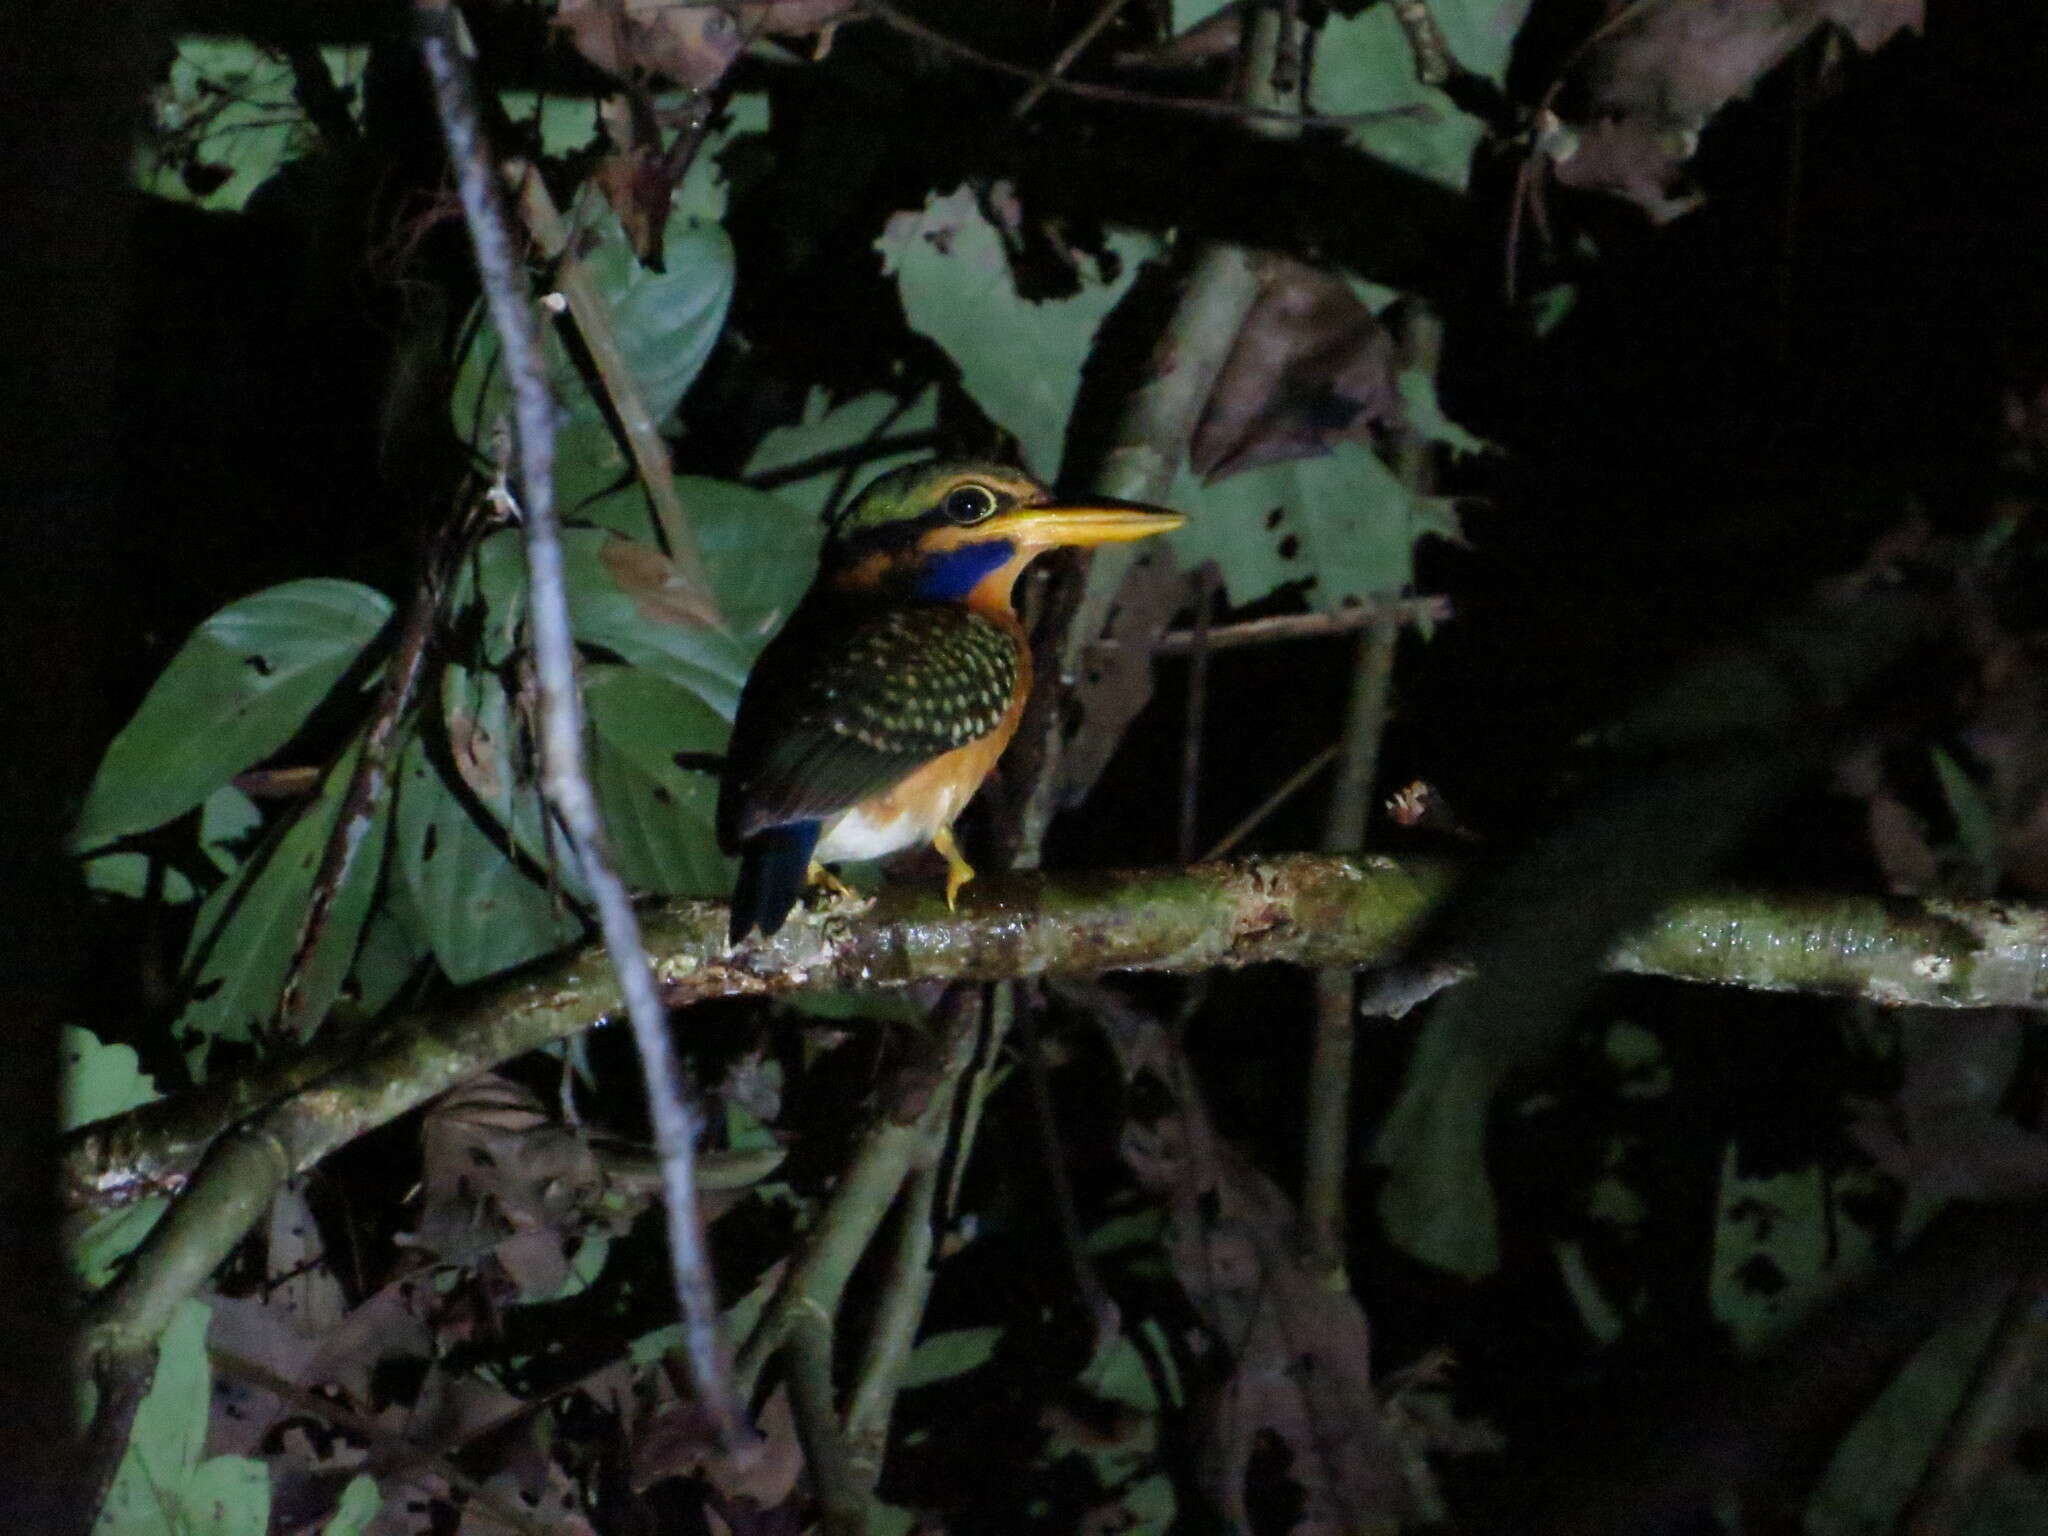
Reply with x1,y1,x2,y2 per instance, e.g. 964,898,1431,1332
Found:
814,778,972,863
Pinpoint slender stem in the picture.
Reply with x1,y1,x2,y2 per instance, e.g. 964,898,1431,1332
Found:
1896,1266,2048,1534
843,1152,943,1483
1133,597,1450,655
514,168,721,620
414,2,743,1449
786,1306,866,1535
1202,743,1340,861
276,576,436,1038
1178,565,1219,864
860,0,1422,130
1012,0,1134,118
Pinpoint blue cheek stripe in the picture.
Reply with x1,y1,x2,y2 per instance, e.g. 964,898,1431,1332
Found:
913,540,1015,601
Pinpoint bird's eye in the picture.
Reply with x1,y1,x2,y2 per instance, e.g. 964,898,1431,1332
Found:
941,484,999,525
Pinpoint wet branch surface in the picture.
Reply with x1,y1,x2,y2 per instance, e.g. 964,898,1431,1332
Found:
68,853,2048,1212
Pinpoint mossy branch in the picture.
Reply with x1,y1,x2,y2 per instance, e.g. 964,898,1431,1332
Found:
67,853,2048,1217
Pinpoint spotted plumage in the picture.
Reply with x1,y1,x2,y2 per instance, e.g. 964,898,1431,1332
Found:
719,459,1183,941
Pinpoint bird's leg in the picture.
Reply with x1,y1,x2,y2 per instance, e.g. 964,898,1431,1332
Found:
805,861,858,901
931,825,976,909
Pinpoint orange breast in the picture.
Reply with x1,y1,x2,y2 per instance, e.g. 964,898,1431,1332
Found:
815,619,1032,861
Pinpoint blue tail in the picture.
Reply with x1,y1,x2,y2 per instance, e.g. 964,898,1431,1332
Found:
729,821,822,943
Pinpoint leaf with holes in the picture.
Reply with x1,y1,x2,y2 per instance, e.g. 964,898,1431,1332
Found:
1167,441,1456,611
395,735,584,984
744,386,940,518
878,186,1157,479
95,1300,271,1536
585,664,730,896
174,736,393,1066
74,579,392,849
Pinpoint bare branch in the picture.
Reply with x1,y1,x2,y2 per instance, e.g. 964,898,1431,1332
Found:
413,1,744,1449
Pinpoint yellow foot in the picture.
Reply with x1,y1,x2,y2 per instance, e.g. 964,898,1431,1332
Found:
805,861,858,901
932,825,976,910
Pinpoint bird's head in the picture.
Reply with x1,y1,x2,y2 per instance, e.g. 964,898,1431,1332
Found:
821,460,1185,612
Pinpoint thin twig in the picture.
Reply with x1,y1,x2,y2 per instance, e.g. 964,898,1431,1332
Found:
276,575,437,1039
1100,596,1452,656
843,1157,943,1482
209,1347,553,1536
1302,612,1400,1285
859,0,1427,131
1019,999,1117,1337
513,167,721,622
733,990,985,1402
414,1,745,1450
1178,564,1219,864
742,429,944,491
1013,0,1135,119
786,1308,867,1534
1896,1268,2048,1533
1201,743,1340,861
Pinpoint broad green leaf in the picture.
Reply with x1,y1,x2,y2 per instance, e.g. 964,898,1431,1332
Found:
95,1299,272,1536
439,662,587,902
1933,746,2000,888
62,1026,160,1131
878,186,1157,479
1314,2,1531,191
584,665,730,896
745,386,941,518
343,875,427,1023
1397,368,1489,455
175,736,393,1062
136,40,367,212
395,735,584,984
1709,1148,1882,1354
71,1199,170,1291
1807,1296,2042,1536
683,476,825,644
1168,440,1454,611
321,1475,382,1536
463,527,749,712
83,853,196,904
452,206,735,449
74,579,393,849
1172,1,1235,30
899,1325,1003,1390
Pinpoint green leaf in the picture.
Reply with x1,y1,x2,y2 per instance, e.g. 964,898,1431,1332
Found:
83,853,196,904
1709,1148,1881,1354
74,579,393,849
175,736,394,1061
439,661,586,900
136,40,367,212
1169,441,1450,611
878,186,1157,478
452,205,735,450
684,476,826,644
899,1325,1003,1390
585,665,730,896
1313,2,1528,191
1807,1297,2017,1536
71,1199,169,1291
1397,368,1489,455
95,1299,272,1536
395,735,584,984
1933,746,2001,887
745,387,940,518
320,1475,383,1536
62,1027,160,1131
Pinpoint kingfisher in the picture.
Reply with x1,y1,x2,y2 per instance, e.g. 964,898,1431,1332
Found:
718,459,1185,942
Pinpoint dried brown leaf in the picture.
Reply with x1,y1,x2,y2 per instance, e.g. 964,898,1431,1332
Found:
1116,1015,1412,1531
555,0,745,90
601,535,725,633
1191,257,1400,480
